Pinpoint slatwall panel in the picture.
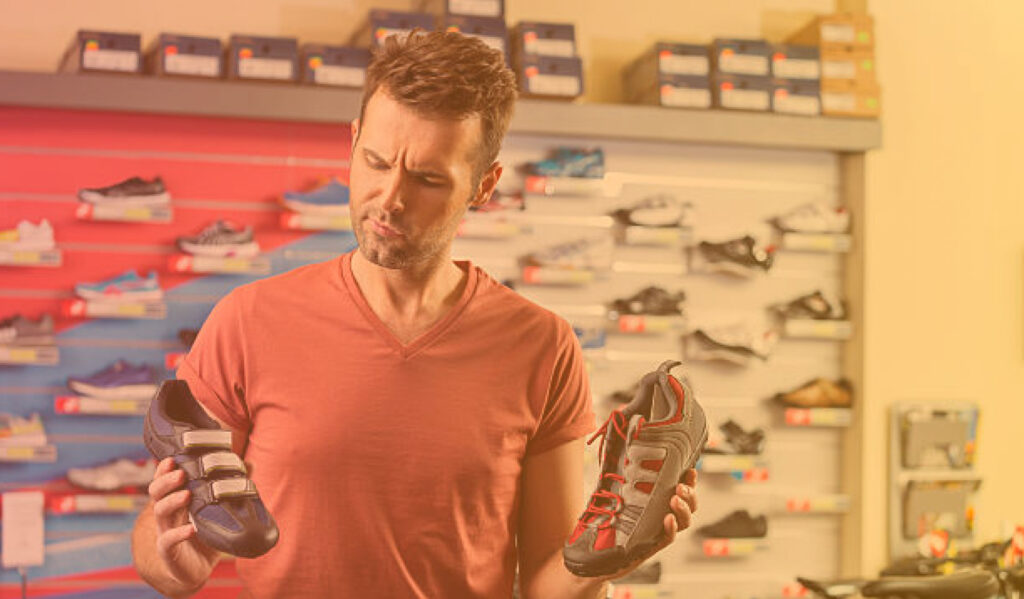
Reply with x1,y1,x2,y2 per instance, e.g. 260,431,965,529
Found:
0,106,356,596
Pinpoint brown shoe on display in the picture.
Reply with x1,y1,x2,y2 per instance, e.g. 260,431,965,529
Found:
774,378,853,408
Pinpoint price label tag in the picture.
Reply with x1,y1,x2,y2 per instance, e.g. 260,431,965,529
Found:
528,73,581,97
13,251,40,264
521,267,592,286
618,315,646,333
523,38,574,58
719,53,768,76
7,348,37,363
313,65,365,87
659,54,708,76
117,303,147,317
238,57,293,80
109,400,140,413
0,447,35,460
1,491,44,568
83,49,139,72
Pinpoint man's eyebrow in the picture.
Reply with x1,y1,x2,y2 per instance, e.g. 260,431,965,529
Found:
363,146,448,179
362,147,391,164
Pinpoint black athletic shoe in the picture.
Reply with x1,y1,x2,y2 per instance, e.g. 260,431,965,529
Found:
695,235,774,276
610,195,692,228
78,176,170,206
608,286,685,318
697,509,767,538
718,419,765,454
771,290,847,320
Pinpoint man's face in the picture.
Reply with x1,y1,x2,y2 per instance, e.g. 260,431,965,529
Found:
349,89,494,270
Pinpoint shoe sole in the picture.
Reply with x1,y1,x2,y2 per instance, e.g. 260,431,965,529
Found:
281,199,350,215
178,241,261,258
563,425,709,578
75,289,165,302
77,192,171,205
67,381,157,400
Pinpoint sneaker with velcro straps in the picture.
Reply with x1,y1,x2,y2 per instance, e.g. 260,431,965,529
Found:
144,379,278,558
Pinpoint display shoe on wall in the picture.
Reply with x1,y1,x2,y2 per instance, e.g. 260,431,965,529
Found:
528,147,605,179
0,313,55,346
771,290,847,321
684,325,778,366
74,270,163,302
774,378,853,409
281,178,350,215
692,235,774,277
563,360,707,577
769,202,850,234
177,220,260,257
696,509,768,538
610,195,693,228
0,219,55,251
67,360,159,399
608,286,686,318
67,457,157,491
78,176,171,205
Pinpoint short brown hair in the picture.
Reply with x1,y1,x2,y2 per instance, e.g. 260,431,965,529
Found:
358,30,518,179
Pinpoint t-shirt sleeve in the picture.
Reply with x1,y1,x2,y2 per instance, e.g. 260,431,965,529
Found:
526,318,596,455
176,288,252,433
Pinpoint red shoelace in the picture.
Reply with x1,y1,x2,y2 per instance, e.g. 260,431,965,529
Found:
580,410,645,528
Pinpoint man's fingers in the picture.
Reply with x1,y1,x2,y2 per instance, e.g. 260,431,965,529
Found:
148,468,185,502
676,483,698,514
683,468,698,487
669,494,693,532
156,522,196,558
153,457,176,477
153,489,191,527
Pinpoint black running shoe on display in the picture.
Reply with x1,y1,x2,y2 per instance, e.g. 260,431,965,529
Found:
695,235,774,276
771,290,847,320
610,195,692,228
697,509,767,538
608,286,685,319
78,176,170,206
717,419,765,455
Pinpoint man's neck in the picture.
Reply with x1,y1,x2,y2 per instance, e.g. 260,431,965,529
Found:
350,249,468,344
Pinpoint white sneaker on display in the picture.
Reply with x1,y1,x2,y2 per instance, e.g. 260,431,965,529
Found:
771,203,850,234
0,219,55,251
67,458,158,491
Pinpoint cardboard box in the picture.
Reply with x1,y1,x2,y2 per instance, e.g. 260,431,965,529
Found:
628,74,711,110
350,10,436,49
771,79,820,116
146,34,223,78
58,30,141,74
821,79,880,118
517,55,583,100
419,0,504,19
623,42,709,101
512,22,577,59
711,38,772,77
227,35,298,82
770,44,820,80
788,13,874,52
820,48,876,87
301,44,370,87
711,74,771,112
444,15,508,60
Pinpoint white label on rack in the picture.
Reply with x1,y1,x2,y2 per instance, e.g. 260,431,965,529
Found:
822,59,856,79
722,88,770,110
659,54,708,76
718,53,768,76
773,58,820,80
1,492,44,568
528,74,580,97
471,35,505,54
314,65,365,87
82,49,138,72
662,86,711,108
821,23,856,43
238,57,293,80
450,0,501,17
165,53,219,77
822,91,857,112
524,38,575,58
774,93,821,116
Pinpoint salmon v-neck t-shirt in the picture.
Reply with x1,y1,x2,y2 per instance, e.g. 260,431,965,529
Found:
177,250,595,598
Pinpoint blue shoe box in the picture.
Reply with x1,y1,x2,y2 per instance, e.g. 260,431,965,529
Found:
770,44,821,80
58,30,142,75
227,35,298,82
146,34,223,78
512,21,577,59
350,10,436,49
771,78,821,116
623,42,710,107
711,38,772,77
711,74,772,112
516,54,583,100
300,45,370,87
419,0,504,19
444,15,509,63
628,74,711,109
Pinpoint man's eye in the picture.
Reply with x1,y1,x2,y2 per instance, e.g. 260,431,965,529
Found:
419,177,444,187
368,159,389,171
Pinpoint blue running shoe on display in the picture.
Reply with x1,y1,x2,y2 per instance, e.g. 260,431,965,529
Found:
67,360,158,399
74,270,163,303
573,325,607,351
529,147,605,179
282,178,350,215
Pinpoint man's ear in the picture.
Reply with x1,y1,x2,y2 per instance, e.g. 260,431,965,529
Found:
351,118,360,149
470,161,503,208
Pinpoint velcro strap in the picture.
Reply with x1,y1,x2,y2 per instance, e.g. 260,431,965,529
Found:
200,452,245,476
211,478,257,500
182,430,232,450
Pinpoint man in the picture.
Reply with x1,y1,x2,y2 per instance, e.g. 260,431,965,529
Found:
132,30,698,598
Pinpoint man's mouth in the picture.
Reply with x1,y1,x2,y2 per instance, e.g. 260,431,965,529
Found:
368,217,404,238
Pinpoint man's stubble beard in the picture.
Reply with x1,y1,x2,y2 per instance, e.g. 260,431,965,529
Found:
352,199,469,270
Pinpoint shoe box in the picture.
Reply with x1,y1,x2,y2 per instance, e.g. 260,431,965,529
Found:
349,10,436,49
622,42,711,109
711,38,772,78
711,73,771,112
227,35,298,83
300,45,370,87
418,0,504,19
821,79,880,118
58,30,142,75
787,12,874,52
770,44,820,80
770,79,821,116
512,22,582,100
146,34,223,78
443,15,509,62
821,48,876,87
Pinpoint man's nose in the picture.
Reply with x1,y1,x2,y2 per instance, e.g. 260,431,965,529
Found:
379,170,405,214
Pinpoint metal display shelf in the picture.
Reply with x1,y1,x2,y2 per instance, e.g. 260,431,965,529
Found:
0,70,881,152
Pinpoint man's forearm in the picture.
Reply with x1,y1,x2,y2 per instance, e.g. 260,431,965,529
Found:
130,505,209,599
523,551,608,599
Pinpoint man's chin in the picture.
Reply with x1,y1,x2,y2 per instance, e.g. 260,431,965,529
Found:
357,244,411,270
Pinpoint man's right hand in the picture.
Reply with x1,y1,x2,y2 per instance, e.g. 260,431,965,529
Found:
145,457,220,592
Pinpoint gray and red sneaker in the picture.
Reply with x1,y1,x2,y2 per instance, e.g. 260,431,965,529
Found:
564,360,707,577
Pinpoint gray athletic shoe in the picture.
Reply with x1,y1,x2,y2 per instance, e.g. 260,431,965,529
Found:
564,360,707,577
0,314,55,346
177,220,260,258
78,176,171,206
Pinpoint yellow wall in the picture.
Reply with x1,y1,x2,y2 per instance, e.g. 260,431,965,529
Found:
3,0,1023,577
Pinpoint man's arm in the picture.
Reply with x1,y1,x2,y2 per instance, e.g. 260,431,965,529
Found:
517,439,699,599
131,410,247,597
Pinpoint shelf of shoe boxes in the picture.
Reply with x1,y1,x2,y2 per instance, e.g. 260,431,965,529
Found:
452,127,854,599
